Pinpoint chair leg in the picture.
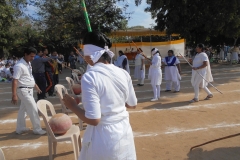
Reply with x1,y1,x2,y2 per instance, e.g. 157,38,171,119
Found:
79,118,83,130
53,142,57,155
48,139,53,160
78,135,82,151
71,134,79,160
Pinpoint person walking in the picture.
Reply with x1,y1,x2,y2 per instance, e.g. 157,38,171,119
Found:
32,49,51,101
12,47,46,135
190,43,213,103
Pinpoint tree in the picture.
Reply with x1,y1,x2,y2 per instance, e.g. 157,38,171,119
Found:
136,0,240,45
0,1,14,57
31,0,129,50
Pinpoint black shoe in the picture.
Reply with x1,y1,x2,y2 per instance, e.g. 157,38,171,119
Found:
137,84,140,86
139,84,144,86
165,90,171,92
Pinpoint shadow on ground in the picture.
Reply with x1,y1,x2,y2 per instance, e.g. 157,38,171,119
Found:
187,147,240,160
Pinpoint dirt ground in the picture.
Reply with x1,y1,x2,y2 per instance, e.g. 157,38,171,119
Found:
0,61,240,160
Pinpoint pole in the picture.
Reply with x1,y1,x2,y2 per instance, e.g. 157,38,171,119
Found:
190,132,240,151
132,41,151,61
81,0,92,32
179,52,223,94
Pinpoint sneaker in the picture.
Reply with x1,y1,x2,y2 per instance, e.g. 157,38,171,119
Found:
151,98,158,102
33,130,46,135
16,128,30,134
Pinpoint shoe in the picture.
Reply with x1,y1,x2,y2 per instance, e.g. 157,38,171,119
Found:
137,84,140,86
48,94,56,97
204,94,213,100
139,84,144,86
16,128,30,134
189,98,199,103
165,90,171,92
33,130,46,135
151,98,158,101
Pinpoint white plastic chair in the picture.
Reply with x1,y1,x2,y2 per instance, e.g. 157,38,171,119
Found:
0,148,5,160
66,77,75,95
54,84,71,114
72,73,80,84
37,100,81,160
54,84,84,130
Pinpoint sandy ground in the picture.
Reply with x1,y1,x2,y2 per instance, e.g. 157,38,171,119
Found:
0,61,240,160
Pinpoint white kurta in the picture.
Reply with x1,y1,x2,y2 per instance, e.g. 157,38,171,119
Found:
162,56,181,82
148,53,162,85
191,52,213,88
134,54,145,79
80,63,137,160
115,55,130,74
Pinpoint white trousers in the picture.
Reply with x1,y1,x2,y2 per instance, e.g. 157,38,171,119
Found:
166,80,180,91
138,78,144,85
193,85,212,99
152,84,161,99
16,88,42,132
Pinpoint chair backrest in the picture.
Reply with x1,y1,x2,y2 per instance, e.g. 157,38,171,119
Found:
79,67,85,74
66,77,75,95
37,100,56,140
54,84,69,113
72,69,81,75
72,73,80,84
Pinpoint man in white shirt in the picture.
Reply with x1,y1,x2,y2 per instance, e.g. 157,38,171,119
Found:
12,47,46,135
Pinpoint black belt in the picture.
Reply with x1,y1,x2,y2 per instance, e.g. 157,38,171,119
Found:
19,87,34,89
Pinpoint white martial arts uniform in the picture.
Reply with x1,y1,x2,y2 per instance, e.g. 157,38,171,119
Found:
191,52,213,99
114,55,130,74
79,63,137,160
134,53,145,84
148,53,162,99
162,56,181,91
13,58,43,133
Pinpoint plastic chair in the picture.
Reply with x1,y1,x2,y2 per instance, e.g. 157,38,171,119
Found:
37,100,81,160
72,73,80,84
54,84,84,130
54,84,71,114
66,77,75,95
0,148,5,160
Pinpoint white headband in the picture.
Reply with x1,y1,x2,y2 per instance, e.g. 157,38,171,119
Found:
84,44,115,63
151,48,158,55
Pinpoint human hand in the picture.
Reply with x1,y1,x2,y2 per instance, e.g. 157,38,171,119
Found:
192,67,197,70
62,94,78,110
11,95,18,105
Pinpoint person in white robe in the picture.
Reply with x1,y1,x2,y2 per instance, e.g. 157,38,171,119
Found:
148,48,162,101
190,43,213,103
162,50,181,92
114,50,130,74
230,45,240,63
134,48,145,86
63,31,137,160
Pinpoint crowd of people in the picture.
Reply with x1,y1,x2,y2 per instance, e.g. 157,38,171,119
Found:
0,57,19,82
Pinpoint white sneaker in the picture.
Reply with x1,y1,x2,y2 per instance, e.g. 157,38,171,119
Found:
151,98,158,102
33,130,46,135
16,128,30,134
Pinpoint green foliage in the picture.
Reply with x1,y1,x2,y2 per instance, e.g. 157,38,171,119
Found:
136,0,240,45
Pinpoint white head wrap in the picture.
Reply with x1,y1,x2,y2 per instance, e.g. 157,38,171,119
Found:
84,44,115,63
151,48,159,55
